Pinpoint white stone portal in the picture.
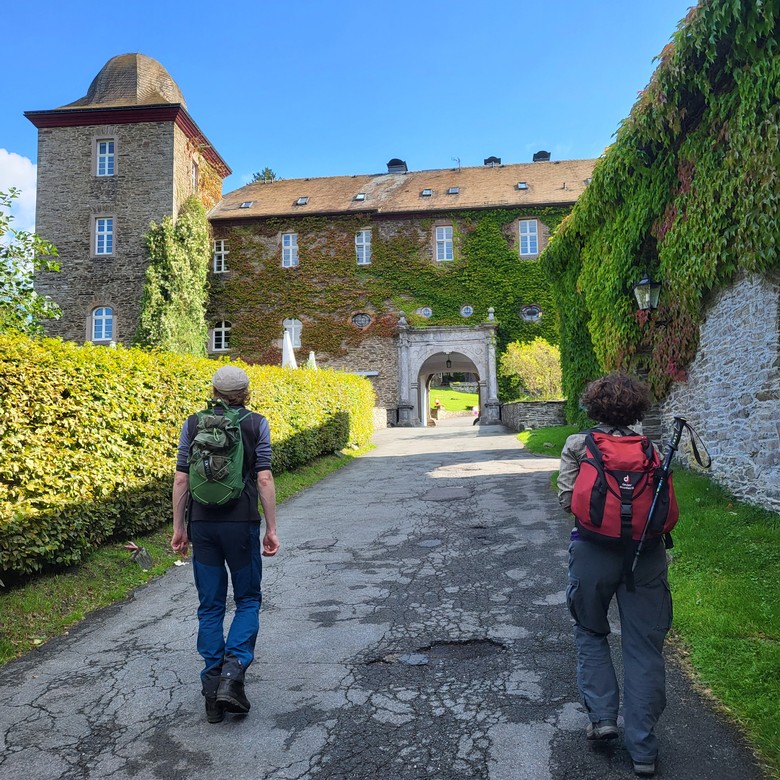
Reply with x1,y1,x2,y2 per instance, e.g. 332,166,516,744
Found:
395,318,500,426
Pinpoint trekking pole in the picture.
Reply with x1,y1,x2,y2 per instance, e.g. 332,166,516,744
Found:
632,416,686,571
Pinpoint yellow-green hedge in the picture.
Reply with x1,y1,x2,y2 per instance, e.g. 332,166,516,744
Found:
0,334,375,579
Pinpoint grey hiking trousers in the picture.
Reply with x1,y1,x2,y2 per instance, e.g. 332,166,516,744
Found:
566,537,672,764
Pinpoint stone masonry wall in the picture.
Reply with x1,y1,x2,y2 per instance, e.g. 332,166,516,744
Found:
500,400,567,431
660,272,780,512
35,122,176,343
318,335,398,416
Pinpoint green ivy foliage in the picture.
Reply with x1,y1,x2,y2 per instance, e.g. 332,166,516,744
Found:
135,196,211,355
542,0,780,414
215,207,569,399
0,334,374,580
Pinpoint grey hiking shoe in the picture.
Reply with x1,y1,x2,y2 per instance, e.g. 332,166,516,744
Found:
586,720,619,740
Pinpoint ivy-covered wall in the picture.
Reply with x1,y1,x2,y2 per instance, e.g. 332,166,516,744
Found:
211,207,571,400
541,0,780,423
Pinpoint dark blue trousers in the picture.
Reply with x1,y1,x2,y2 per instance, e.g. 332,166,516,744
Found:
566,538,671,763
190,521,263,695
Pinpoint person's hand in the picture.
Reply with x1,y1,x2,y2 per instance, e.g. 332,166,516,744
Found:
262,529,280,556
171,529,189,555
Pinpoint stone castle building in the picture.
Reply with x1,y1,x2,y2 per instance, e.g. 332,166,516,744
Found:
26,53,230,345
27,53,595,425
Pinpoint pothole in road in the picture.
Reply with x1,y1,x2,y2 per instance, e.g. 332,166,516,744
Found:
367,638,506,667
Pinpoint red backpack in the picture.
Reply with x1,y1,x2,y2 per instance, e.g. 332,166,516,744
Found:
571,430,679,544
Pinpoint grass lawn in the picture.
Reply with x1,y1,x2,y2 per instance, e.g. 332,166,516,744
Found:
430,388,479,412
0,446,370,666
520,425,780,778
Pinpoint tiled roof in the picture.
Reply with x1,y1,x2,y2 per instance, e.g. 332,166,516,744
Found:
210,159,597,221
59,53,187,110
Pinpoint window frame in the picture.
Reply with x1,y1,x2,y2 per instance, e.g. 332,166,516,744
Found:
213,239,228,273
435,225,454,262
91,306,114,342
282,232,299,267
519,219,539,256
355,229,372,266
212,321,231,352
95,137,116,177
93,215,115,257
283,318,302,348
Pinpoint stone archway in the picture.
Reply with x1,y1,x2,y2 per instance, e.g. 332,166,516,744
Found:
395,313,500,426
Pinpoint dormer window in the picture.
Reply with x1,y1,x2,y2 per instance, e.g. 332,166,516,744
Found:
240,201,253,208
354,193,366,201
421,188,433,197
447,187,460,195
295,197,309,206
517,182,528,190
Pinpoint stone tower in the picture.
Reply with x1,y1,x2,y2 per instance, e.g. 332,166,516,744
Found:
26,53,230,344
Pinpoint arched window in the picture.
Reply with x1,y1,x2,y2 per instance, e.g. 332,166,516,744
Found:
283,318,302,348
92,307,113,341
213,321,231,351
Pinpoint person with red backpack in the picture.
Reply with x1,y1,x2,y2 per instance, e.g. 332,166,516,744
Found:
557,373,676,778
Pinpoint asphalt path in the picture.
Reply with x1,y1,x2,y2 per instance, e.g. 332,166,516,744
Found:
0,418,769,779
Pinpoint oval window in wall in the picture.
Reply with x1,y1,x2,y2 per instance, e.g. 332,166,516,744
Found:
521,305,542,322
460,305,474,318
417,307,433,318
352,313,372,328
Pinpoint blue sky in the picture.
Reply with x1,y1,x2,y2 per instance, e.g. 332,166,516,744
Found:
1,0,693,232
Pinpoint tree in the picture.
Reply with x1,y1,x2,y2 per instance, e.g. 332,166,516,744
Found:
499,337,563,400
134,196,211,355
251,167,278,183
0,188,61,335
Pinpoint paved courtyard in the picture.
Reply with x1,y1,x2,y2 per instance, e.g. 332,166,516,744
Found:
0,419,768,779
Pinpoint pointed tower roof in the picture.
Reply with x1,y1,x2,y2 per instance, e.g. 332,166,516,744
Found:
59,53,186,110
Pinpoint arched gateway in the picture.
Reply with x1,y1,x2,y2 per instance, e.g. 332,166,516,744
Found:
395,312,500,426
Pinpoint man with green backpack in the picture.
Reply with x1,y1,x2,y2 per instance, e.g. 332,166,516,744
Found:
171,365,279,723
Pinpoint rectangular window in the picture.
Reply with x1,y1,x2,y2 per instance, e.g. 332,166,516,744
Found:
96,139,115,176
95,218,114,255
282,233,299,267
213,239,228,273
519,219,539,256
213,321,231,351
355,229,372,265
192,160,199,191
435,226,453,262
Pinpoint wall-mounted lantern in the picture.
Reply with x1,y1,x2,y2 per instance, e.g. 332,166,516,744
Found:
633,273,662,311
445,353,452,370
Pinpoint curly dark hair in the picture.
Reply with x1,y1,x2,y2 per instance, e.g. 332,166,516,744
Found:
212,387,251,407
580,373,652,427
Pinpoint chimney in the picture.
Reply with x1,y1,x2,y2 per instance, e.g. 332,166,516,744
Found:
533,150,551,162
483,156,501,167
387,158,408,174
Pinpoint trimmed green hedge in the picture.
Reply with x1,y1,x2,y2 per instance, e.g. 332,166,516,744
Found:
0,334,374,579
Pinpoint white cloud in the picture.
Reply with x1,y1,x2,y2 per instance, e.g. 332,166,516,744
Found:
0,149,37,233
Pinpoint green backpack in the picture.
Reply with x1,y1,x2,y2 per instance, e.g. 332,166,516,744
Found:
188,400,252,506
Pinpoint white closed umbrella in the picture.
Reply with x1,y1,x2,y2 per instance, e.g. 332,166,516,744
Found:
282,330,298,368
